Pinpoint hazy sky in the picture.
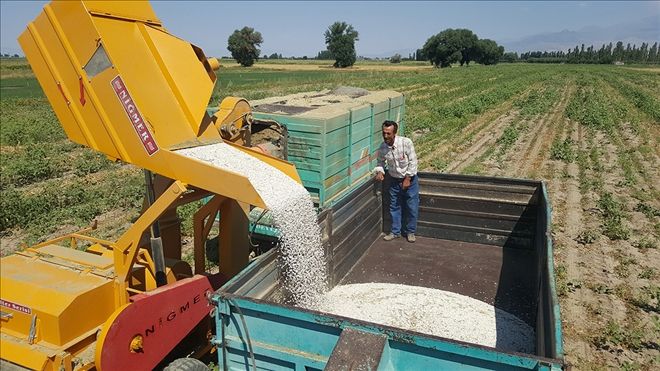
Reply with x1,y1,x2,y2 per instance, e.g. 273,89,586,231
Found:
1,1,658,57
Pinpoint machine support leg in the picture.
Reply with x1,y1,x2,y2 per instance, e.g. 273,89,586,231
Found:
144,170,167,287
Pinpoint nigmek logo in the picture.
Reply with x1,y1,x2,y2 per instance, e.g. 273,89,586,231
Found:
140,290,207,338
111,76,159,156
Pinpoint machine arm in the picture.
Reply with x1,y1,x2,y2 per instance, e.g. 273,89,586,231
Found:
113,181,187,304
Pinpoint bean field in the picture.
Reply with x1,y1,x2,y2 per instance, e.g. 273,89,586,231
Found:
1,58,658,369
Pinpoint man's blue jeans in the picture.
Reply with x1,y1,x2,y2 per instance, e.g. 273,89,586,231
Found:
389,175,419,236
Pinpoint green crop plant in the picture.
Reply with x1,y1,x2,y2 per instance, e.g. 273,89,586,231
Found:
513,86,560,118
0,98,65,145
614,256,637,278
576,229,599,245
592,320,644,351
430,158,448,172
565,77,616,132
614,147,638,187
597,192,630,240
589,283,613,295
460,162,484,175
2,144,63,186
555,264,570,297
638,267,656,280
620,362,642,371
633,237,658,250
496,123,521,155
74,150,114,176
607,76,660,122
550,138,576,162
575,147,592,192
628,285,660,313
634,202,660,219
0,169,142,241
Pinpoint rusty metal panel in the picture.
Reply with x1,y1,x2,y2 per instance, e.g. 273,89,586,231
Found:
325,328,386,371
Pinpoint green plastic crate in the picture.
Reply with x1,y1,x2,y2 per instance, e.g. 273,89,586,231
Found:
251,89,405,208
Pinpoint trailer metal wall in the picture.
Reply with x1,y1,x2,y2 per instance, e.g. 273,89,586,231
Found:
215,174,563,369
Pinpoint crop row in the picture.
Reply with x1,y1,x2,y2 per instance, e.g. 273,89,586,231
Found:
565,76,617,131
605,76,660,123
415,69,556,160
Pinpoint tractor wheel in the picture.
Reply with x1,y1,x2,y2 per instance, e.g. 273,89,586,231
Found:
163,358,209,371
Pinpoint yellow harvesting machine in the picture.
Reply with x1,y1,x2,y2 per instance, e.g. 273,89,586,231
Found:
1,1,299,369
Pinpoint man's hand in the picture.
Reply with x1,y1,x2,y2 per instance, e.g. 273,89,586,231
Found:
402,176,411,190
375,172,384,182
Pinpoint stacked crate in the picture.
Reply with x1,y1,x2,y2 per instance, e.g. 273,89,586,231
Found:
251,88,405,207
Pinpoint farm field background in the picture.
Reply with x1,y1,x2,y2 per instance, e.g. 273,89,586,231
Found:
1,58,659,369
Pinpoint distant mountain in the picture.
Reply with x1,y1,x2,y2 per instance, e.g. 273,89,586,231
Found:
502,16,659,53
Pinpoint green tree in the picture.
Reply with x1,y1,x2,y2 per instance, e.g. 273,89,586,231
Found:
415,48,426,61
475,39,504,65
649,42,658,63
324,22,359,68
501,51,518,63
227,27,263,67
422,33,457,68
390,53,402,63
422,29,478,68
316,50,333,60
456,29,479,66
613,41,624,62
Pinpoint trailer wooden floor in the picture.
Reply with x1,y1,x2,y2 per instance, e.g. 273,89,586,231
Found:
339,236,537,327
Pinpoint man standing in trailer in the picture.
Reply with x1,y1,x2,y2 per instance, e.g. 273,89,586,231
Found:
374,120,419,243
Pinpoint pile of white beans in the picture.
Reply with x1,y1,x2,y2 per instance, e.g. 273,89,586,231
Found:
177,143,327,307
318,283,535,353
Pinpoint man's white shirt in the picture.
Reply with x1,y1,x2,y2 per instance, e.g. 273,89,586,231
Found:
374,135,418,179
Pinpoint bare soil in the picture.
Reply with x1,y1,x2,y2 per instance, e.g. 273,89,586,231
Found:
444,111,517,173
469,81,659,369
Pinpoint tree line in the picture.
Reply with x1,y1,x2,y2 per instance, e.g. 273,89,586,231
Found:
226,24,657,68
227,24,504,68
504,42,659,64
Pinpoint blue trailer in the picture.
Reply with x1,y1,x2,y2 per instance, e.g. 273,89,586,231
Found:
211,173,564,370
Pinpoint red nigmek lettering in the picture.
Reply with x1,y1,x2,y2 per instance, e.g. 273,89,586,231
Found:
140,290,208,338
111,76,159,156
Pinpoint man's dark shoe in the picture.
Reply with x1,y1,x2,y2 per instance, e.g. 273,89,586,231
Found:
407,233,416,243
383,233,400,241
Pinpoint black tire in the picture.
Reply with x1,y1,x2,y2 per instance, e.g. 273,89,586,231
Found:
163,358,209,371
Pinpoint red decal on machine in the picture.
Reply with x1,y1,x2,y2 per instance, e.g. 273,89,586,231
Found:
111,76,159,156
0,299,32,315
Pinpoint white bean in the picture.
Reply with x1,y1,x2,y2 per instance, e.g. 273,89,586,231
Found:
177,143,328,307
317,283,535,353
